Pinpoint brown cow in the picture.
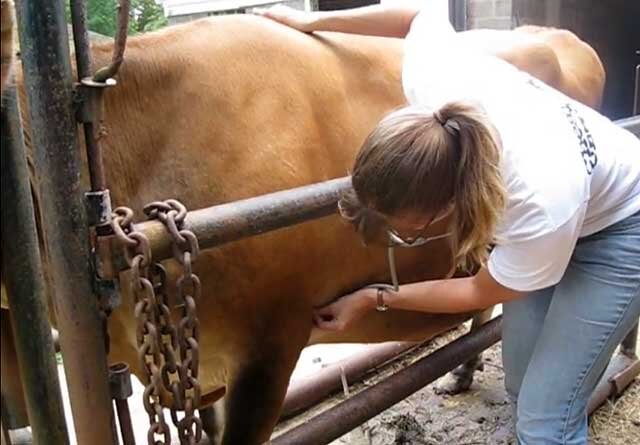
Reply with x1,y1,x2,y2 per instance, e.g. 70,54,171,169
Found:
1,11,604,445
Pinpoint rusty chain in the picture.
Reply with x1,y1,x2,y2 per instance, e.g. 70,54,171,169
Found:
112,200,202,445
112,207,171,445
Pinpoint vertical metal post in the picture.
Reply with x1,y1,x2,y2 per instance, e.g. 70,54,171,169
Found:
634,62,639,116
1,90,70,445
13,1,118,444
69,0,106,191
449,0,467,31
1,417,10,445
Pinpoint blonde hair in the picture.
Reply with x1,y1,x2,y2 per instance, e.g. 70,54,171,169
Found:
340,101,506,270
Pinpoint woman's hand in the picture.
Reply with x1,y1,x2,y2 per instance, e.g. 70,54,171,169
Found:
253,5,316,33
313,288,376,331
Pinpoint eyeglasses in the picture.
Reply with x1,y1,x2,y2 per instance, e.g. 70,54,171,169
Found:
385,204,454,248
387,230,451,247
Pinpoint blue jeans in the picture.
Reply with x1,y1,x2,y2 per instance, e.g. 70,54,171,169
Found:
502,209,640,445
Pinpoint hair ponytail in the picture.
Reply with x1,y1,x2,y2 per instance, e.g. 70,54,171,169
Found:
435,101,506,270
340,101,506,270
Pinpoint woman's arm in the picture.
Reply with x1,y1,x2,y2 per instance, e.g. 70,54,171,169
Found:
381,268,523,313
313,268,523,331
254,4,420,38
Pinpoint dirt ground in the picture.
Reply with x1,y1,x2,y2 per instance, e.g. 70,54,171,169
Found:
323,330,640,445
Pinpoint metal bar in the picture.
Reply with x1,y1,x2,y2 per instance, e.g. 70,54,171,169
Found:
14,1,118,444
634,62,639,116
587,353,640,414
272,316,502,445
69,0,106,191
620,322,638,357
69,0,92,80
1,89,70,445
1,417,10,445
93,0,131,82
135,177,351,263
618,115,640,137
114,400,136,445
109,362,135,445
281,341,417,419
448,0,467,31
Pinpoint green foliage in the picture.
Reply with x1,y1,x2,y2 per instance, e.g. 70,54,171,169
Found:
132,0,168,33
66,0,168,37
87,0,119,37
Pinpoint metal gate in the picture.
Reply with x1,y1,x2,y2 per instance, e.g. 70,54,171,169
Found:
1,1,639,444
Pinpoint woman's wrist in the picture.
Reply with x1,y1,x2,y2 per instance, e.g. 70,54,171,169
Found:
361,287,379,310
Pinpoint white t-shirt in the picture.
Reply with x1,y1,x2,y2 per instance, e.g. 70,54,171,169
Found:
402,2,640,292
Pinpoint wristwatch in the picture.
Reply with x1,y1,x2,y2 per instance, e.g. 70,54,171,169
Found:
376,287,389,312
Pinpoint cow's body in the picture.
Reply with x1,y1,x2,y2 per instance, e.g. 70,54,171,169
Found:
2,12,604,444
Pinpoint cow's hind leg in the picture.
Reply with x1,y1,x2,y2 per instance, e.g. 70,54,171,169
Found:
434,307,495,395
200,403,224,445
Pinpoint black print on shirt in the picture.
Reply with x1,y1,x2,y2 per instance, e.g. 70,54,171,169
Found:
561,103,598,174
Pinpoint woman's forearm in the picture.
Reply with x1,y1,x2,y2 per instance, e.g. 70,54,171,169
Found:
307,5,419,38
372,269,523,314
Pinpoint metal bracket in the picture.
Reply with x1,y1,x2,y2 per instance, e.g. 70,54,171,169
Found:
109,362,133,400
85,189,113,227
90,244,121,314
85,190,120,311
74,77,115,125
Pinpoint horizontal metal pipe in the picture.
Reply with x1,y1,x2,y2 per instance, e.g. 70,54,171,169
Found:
281,341,417,419
135,177,351,262
587,353,640,414
617,115,640,136
272,316,502,445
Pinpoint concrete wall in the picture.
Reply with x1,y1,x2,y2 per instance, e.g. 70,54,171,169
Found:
166,0,306,26
467,0,513,29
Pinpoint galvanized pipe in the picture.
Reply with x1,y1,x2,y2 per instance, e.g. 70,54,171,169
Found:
135,177,351,263
272,316,503,445
281,341,417,419
14,1,117,444
1,89,70,445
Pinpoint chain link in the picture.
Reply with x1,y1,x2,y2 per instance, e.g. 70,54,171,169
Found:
112,207,171,445
144,200,202,445
113,201,202,445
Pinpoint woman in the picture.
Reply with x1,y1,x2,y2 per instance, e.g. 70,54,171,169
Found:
259,2,640,445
